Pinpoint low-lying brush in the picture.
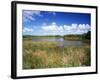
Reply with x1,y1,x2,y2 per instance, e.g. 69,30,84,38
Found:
23,39,90,69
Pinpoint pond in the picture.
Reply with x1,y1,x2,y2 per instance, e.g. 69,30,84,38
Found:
32,37,86,47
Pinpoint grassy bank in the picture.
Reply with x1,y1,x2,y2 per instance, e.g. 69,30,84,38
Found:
23,39,91,69
64,31,91,41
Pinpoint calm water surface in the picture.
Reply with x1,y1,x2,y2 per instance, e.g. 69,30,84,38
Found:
32,38,86,47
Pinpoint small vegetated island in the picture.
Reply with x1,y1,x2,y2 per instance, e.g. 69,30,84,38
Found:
23,31,91,69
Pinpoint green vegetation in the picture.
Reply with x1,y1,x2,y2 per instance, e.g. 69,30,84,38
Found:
23,39,90,69
23,31,91,41
23,31,91,69
23,35,62,38
64,31,91,41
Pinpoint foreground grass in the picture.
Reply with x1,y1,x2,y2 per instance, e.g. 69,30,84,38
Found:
23,39,91,69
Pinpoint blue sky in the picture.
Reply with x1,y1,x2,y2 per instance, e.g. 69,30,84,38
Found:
22,10,91,36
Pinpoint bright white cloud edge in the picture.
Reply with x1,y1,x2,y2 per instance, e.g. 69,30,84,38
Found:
23,22,91,36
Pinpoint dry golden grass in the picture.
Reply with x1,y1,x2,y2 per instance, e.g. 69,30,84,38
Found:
23,39,91,69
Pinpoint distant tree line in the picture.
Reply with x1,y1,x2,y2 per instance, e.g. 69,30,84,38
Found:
63,31,91,40
23,31,91,41
82,31,91,40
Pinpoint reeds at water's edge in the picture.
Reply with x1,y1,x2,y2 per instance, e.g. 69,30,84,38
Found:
23,40,90,69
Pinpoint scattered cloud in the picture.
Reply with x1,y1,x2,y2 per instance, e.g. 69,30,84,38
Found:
23,27,33,33
41,22,90,35
42,22,58,31
22,11,90,36
23,10,42,22
23,22,90,35
78,24,90,30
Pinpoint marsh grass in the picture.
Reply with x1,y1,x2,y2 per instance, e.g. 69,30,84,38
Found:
23,39,91,69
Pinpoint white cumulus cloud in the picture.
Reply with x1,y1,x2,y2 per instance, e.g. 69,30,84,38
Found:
78,24,90,30
23,27,33,33
41,22,91,35
42,22,58,31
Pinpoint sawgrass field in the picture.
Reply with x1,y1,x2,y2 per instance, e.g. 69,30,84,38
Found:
23,37,90,69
